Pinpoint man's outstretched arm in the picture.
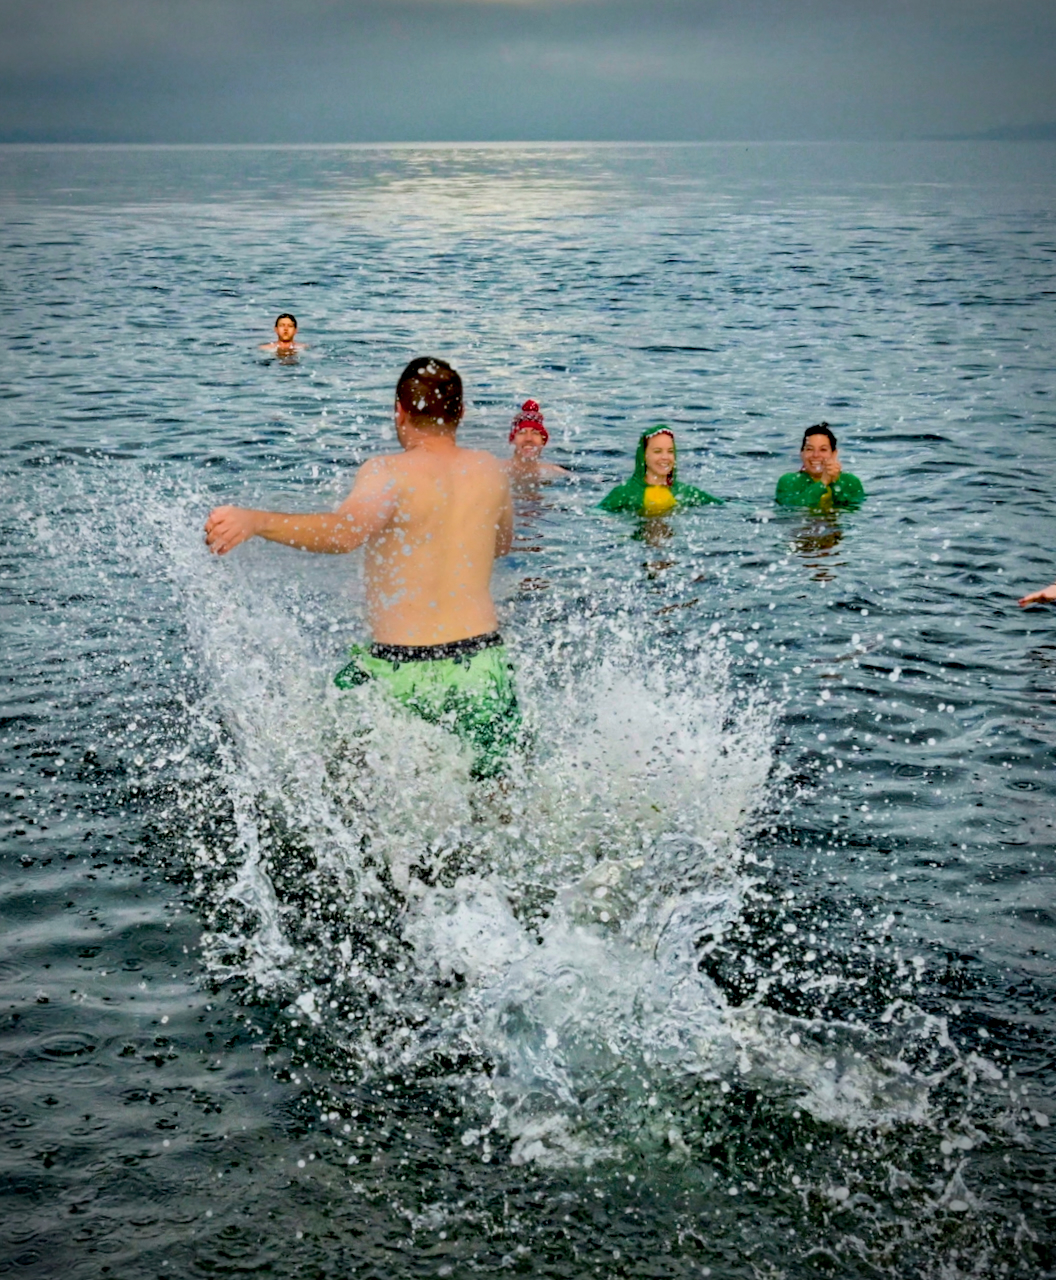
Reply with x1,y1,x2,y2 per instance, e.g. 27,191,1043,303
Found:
205,459,395,556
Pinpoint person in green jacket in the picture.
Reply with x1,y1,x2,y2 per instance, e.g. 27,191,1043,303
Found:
599,427,722,517
775,423,865,511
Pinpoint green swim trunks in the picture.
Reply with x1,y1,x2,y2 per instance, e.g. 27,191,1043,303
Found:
334,631,521,780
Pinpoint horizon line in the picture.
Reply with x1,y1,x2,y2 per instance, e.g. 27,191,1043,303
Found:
2,136,1056,150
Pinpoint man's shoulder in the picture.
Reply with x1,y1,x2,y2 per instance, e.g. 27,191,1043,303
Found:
455,446,504,471
357,453,397,476
451,448,509,489
348,454,404,498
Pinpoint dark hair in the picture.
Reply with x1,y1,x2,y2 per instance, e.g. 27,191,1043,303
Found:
801,422,837,450
396,357,463,426
275,313,297,328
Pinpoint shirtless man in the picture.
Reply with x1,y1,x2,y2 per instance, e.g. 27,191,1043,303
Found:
501,400,569,491
204,357,519,777
260,313,302,353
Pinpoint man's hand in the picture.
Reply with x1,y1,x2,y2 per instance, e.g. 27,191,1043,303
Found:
1019,582,1056,607
205,506,261,555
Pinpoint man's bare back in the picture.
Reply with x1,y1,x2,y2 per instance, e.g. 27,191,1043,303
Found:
354,437,511,644
204,369,512,647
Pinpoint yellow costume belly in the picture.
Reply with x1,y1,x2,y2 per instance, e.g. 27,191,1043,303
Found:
641,484,677,516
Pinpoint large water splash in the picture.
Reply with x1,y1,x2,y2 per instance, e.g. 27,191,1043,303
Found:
21,459,1043,1276
106,474,952,1171
31,464,1005,1166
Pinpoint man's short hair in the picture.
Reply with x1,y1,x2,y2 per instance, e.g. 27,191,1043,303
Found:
801,422,837,450
396,357,463,426
275,313,297,328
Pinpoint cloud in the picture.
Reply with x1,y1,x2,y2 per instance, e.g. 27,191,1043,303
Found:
1,0,1054,141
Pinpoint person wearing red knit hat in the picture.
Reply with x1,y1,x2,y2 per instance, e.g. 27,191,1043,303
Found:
502,399,569,490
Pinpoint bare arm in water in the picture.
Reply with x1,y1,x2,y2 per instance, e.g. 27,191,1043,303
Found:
1019,581,1056,607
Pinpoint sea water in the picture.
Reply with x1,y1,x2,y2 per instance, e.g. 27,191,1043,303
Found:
1,142,1054,1278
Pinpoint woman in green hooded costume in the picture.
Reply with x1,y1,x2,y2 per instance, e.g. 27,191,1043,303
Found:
599,427,722,516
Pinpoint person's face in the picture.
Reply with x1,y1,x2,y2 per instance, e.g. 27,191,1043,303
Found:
801,434,836,479
644,434,675,479
513,428,546,459
274,317,297,344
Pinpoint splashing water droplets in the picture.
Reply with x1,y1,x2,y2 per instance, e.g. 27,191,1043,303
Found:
113,483,942,1166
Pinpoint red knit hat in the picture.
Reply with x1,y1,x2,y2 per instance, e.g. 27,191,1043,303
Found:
509,399,548,445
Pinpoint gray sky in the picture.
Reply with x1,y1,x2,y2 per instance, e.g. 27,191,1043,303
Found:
2,0,1055,143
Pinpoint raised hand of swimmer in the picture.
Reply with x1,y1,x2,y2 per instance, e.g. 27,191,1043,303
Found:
204,505,261,555
1018,582,1056,607
819,458,842,486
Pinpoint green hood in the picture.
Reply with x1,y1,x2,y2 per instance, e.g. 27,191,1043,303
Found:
631,428,678,486
599,427,722,515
